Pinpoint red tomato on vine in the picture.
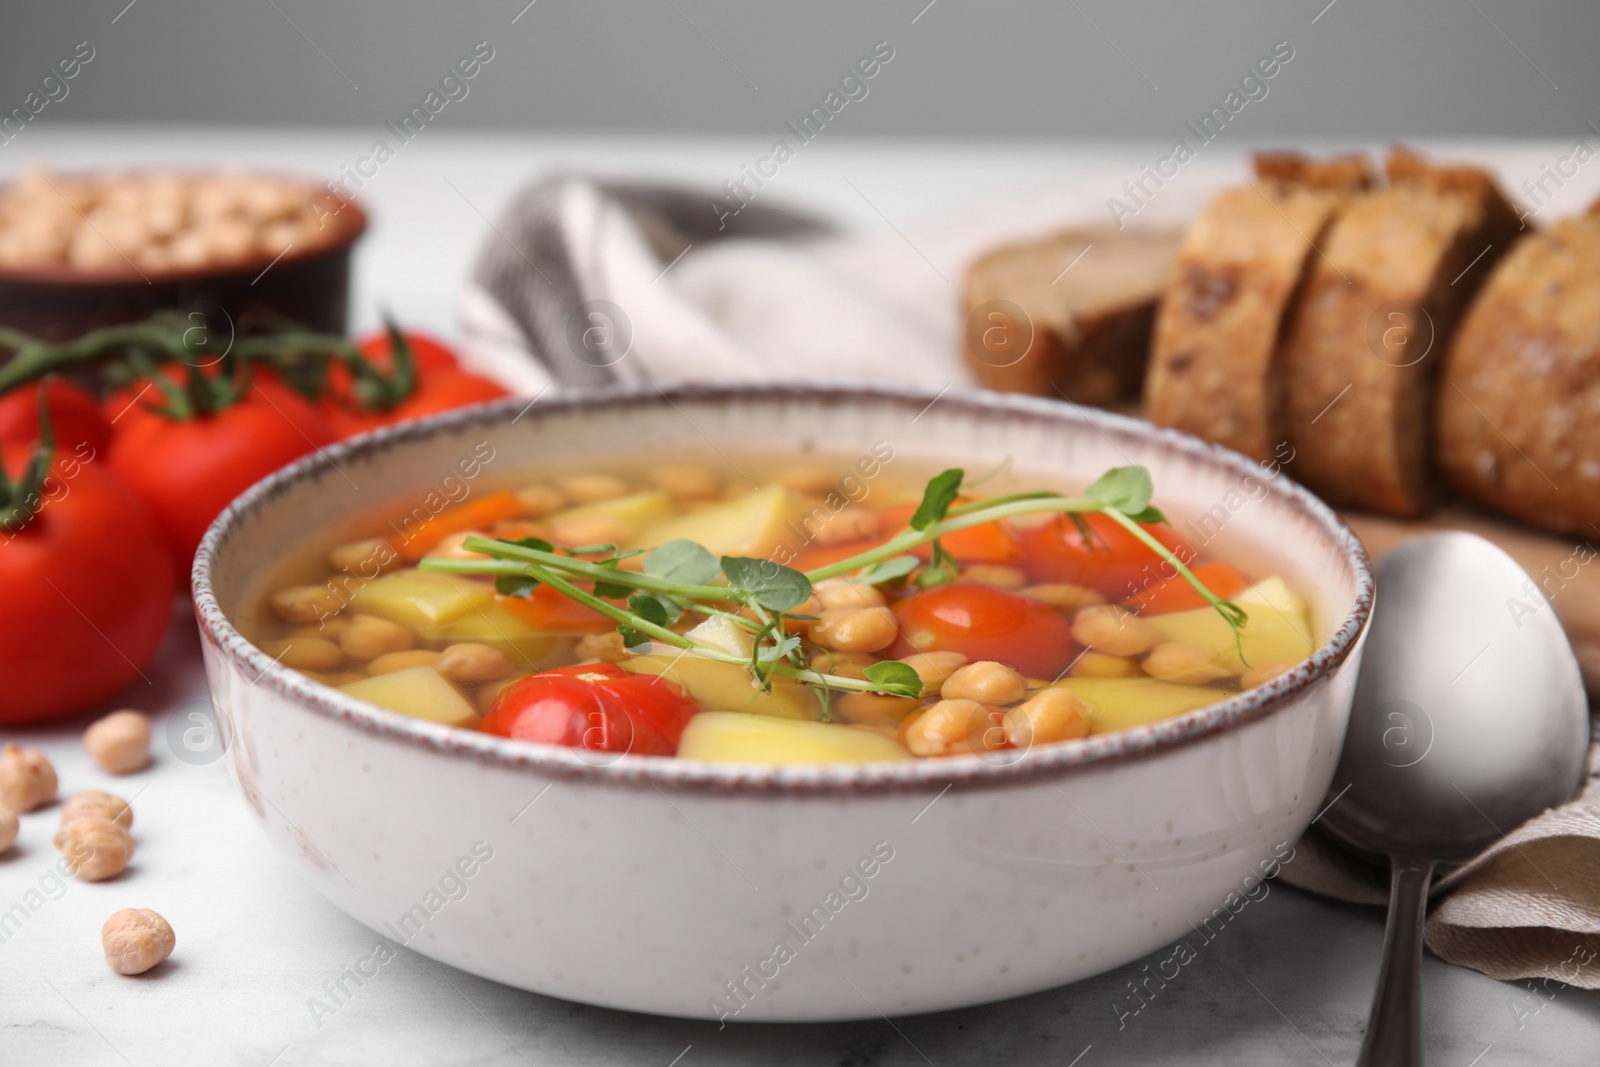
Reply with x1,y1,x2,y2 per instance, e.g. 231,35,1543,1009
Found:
0,439,174,724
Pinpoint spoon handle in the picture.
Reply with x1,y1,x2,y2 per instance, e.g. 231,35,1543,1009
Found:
1357,856,1436,1067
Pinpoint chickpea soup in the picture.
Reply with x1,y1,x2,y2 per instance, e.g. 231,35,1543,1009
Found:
248,456,1316,763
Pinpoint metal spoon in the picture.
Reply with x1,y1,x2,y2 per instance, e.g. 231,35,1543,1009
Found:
1321,532,1588,1066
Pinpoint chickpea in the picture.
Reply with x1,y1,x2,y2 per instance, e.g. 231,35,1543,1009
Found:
0,743,57,813
290,617,349,639
425,530,490,561
368,649,441,676
1003,688,1091,748
83,710,152,775
269,584,346,624
436,643,514,683
1241,661,1297,690
941,660,1028,705
897,650,969,695
1143,643,1231,685
476,673,529,712
515,485,567,516
68,227,125,270
262,636,345,672
811,649,873,680
54,817,135,882
903,699,988,757
556,473,629,503
0,807,17,854
650,465,723,502
813,507,881,546
550,515,632,547
327,538,397,574
813,578,887,611
168,229,209,269
1022,583,1107,612
961,564,1027,589
102,909,175,976
811,607,898,653
772,467,839,495
62,791,133,829
1068,650,1141,678
339,615,415,661
790,594,825,618
836,692,920,726
575,632,630,663
1070,605,1157,657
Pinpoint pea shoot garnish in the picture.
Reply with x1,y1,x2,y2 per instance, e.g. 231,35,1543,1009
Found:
420,466,1249,704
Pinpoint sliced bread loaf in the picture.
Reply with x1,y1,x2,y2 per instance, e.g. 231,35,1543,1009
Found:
961,227,1181,403
1143,154,1368,462
1437,206,1600,533
1280,147,1521,516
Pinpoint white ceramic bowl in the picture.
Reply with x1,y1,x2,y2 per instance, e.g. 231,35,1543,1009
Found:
193,385,1372,1022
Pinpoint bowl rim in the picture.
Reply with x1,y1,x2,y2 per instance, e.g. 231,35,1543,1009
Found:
191,382,1374,797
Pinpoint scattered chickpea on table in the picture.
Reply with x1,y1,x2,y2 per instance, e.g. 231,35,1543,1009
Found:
102,908,176,976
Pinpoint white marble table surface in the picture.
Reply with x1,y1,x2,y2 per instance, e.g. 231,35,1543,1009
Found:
1,126,1598,1066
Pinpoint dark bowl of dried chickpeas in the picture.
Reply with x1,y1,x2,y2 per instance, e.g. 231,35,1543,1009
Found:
0,166,367,340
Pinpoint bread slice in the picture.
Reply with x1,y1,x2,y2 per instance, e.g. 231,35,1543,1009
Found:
1280,147,1522,516
1143,154,1368,461
1437,208,1600,533
962,227,1181,403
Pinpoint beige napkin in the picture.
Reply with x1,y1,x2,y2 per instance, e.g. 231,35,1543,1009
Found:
1282,712,1600,989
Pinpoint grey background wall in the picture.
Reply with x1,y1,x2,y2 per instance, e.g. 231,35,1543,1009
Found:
1,1,1596,138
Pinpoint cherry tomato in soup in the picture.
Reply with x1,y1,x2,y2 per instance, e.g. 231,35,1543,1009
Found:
482,663,699,755
1128,560,1251,615
1018,513,1195,600
877,502,1020,563
0,451,173,724
888,582,1077,679
0,379,112,457
107,376,335,567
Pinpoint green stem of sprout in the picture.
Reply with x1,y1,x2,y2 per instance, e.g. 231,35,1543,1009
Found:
420,468,1250,702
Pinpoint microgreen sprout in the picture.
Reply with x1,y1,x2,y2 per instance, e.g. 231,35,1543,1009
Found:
421,466,1249,702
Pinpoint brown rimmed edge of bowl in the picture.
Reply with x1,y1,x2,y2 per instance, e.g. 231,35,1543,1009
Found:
191,382,1374,798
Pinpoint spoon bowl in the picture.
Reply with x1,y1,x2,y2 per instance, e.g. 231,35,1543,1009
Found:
1323,531,1587,1065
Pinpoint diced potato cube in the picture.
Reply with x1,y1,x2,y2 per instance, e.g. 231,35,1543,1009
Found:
684,615,754,659
549,491,676,535
618,650,819,720
349,571,495,629
341,666,480,728
1055,676,1227,734
638,484,801,559
417,603,564,665
677,711,912,763
1145,577,1314,673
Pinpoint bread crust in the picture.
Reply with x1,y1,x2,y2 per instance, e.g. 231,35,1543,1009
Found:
1280,148,1521,516
1253,152,1372,193
1438,213,1600,533
1144,183,1347,461
962,228,1180,403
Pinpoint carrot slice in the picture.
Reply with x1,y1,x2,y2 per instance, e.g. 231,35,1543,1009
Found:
790,538,890,572
499,583,618,633
390,490,526,561
1127,561,1251,615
